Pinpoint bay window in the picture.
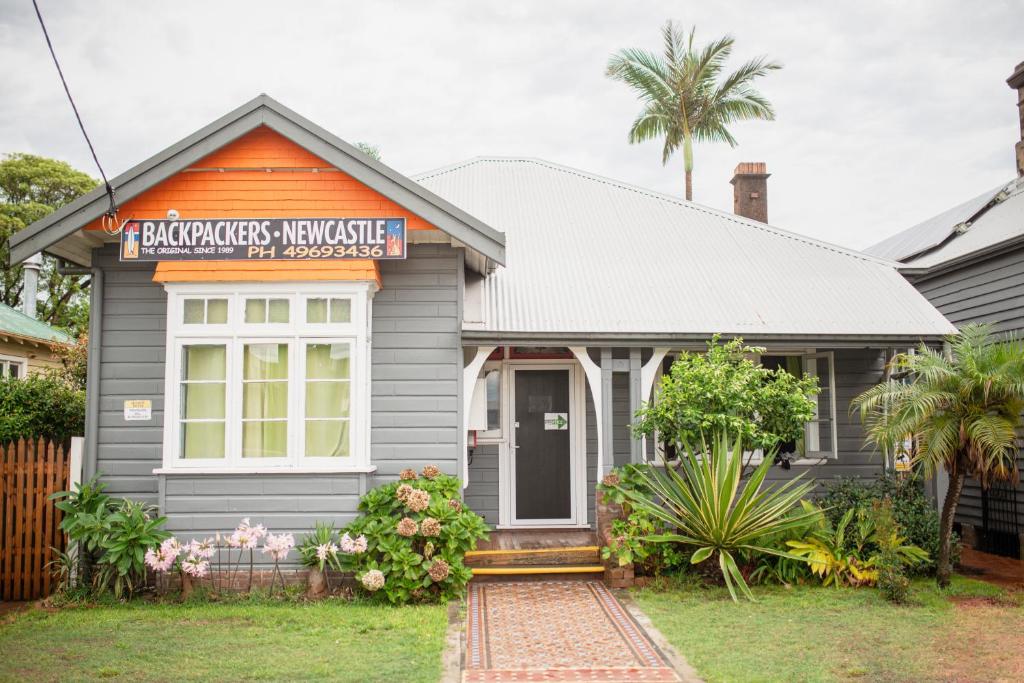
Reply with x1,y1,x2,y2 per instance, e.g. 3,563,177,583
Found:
161,283,373,471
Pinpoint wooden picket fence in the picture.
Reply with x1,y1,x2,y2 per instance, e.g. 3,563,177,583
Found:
0,438,78,601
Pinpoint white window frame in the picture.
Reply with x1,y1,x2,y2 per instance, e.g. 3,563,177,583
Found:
474,360,506,443
0,354,28,379
159,281,375,473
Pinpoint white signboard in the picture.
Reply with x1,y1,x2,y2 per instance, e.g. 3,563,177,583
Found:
544,413,568,430
124,399,152,421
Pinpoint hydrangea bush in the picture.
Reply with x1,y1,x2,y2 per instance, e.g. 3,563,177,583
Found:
341,466,489,604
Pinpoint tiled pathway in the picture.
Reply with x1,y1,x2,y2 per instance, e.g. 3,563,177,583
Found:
463,581,680,682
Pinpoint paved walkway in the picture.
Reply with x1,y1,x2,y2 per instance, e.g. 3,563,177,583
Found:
463,580,681,682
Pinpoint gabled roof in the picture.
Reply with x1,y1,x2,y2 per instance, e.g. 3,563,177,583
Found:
0,303,73,345
415,157,956,340
866,177,1024,271
9,95,505,268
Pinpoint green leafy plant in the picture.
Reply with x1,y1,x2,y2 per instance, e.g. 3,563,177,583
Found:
51,475,114,587
94,499,170,599
598,465,689,575
0,373,85,444
747,503,825,586
297,522,342,572
852,324,1024,587
821,474,954,574
632,336,819,468
787,505,877,587
869,499,927,603
342,467,489,604
617,433,818,601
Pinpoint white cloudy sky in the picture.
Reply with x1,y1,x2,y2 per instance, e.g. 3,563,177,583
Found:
1,0,1021,249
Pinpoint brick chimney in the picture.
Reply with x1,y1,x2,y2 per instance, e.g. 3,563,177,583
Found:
730,162,770,222
1008,60,1024,177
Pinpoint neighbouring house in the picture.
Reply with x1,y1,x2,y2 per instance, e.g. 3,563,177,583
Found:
0,301,73,377
866,60,1024,560
8,95,955,572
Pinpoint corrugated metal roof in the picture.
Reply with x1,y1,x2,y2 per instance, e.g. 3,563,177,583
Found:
891,179,1024,270
414,158,955,338
865,184,1003,262
0,303,73,344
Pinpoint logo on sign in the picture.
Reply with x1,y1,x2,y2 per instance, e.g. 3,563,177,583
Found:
122,222,140,260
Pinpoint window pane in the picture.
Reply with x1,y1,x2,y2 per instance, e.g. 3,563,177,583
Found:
245,298,266,323
183,299,205,324
329,298,351,323
181,422,225,459
8,363,19,380
243,381,288,419
306,298,327,323
206,299,228,324
268,299,289,323
182,383,226,419
244,343,288,380
305,419,349,458
182,345,226,381
305,381,350,418
242,421,288,458
306,343,350,379
485,369,501,431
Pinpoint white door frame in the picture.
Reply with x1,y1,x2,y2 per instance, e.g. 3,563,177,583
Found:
500,360,587,528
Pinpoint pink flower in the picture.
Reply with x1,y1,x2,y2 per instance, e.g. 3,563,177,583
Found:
316,542,338,562
181,555,209,577
428,558,450,582
192,538,217,559
262,532,295,562
361,569,385,592
395,484,413,503
145,540,179,573
340,532,367,554
396,517,418,537
421,464,441,480
398,468,417,481
421,517,441,537
406,488,431,513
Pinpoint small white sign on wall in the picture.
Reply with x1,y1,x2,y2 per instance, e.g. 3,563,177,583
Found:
124,399,152,421
544,412,568,430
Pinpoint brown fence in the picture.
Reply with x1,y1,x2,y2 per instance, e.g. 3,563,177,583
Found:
0,439,73,600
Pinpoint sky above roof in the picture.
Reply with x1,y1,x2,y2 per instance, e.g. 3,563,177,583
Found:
0,1,1020,251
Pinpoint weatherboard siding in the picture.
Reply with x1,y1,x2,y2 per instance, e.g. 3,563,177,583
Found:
91,243,461,542
913,246,1024,532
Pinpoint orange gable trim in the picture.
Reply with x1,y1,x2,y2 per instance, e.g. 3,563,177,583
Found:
85,127,439,233
153,259,381,288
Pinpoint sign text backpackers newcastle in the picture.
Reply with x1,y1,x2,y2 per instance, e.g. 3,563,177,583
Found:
119,218,406,261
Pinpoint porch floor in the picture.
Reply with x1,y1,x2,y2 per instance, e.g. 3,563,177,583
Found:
473,529,599,551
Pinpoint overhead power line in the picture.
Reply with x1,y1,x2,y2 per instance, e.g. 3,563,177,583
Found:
31,0,117,218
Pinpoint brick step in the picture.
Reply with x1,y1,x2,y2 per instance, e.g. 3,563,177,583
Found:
469,565,606,582
464,545,601,568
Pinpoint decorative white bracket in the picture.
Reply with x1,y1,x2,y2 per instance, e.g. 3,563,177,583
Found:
639,348,670,457
569,347,603,478
462,345,496,489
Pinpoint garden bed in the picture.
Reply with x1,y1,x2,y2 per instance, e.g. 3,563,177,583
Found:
633,575,1024,682
0,597,448,682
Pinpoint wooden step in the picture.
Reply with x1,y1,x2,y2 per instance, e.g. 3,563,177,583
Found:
470,565,606,582
464,545,601,568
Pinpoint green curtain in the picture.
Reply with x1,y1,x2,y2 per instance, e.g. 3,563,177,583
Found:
304,343,350,457
242,343,289,458
180,345,226,459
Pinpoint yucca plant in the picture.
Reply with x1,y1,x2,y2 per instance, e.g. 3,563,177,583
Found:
619,433,818,601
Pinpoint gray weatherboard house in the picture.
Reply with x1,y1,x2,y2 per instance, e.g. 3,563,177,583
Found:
866,60,1024,559
10,96,956,565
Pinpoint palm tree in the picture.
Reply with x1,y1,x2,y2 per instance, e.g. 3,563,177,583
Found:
852,324,1024,587
606,22,781,201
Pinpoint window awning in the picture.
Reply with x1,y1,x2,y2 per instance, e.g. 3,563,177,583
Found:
152,259,381,287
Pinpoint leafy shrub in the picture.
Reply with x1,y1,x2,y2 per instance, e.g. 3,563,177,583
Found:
870,500,914,603
820,475,955,574
52,476,170,598
598,465,689,576
612,433,818,601
0,373,84,443
632,336,819,455
341,467,489,604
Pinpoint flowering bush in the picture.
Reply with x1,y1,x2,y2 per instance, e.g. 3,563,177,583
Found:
342,465,489,604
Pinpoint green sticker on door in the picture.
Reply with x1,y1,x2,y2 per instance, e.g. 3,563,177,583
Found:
544,412,568,430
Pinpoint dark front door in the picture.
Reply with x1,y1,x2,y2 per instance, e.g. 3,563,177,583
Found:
513,368,572,522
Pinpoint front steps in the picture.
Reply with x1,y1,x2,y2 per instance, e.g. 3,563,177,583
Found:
466,531,605,582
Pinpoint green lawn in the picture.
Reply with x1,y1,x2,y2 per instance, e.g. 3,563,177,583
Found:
0,598,448,682
635,575,1024,683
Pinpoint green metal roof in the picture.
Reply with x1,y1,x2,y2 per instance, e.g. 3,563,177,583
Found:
0,303,73,344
